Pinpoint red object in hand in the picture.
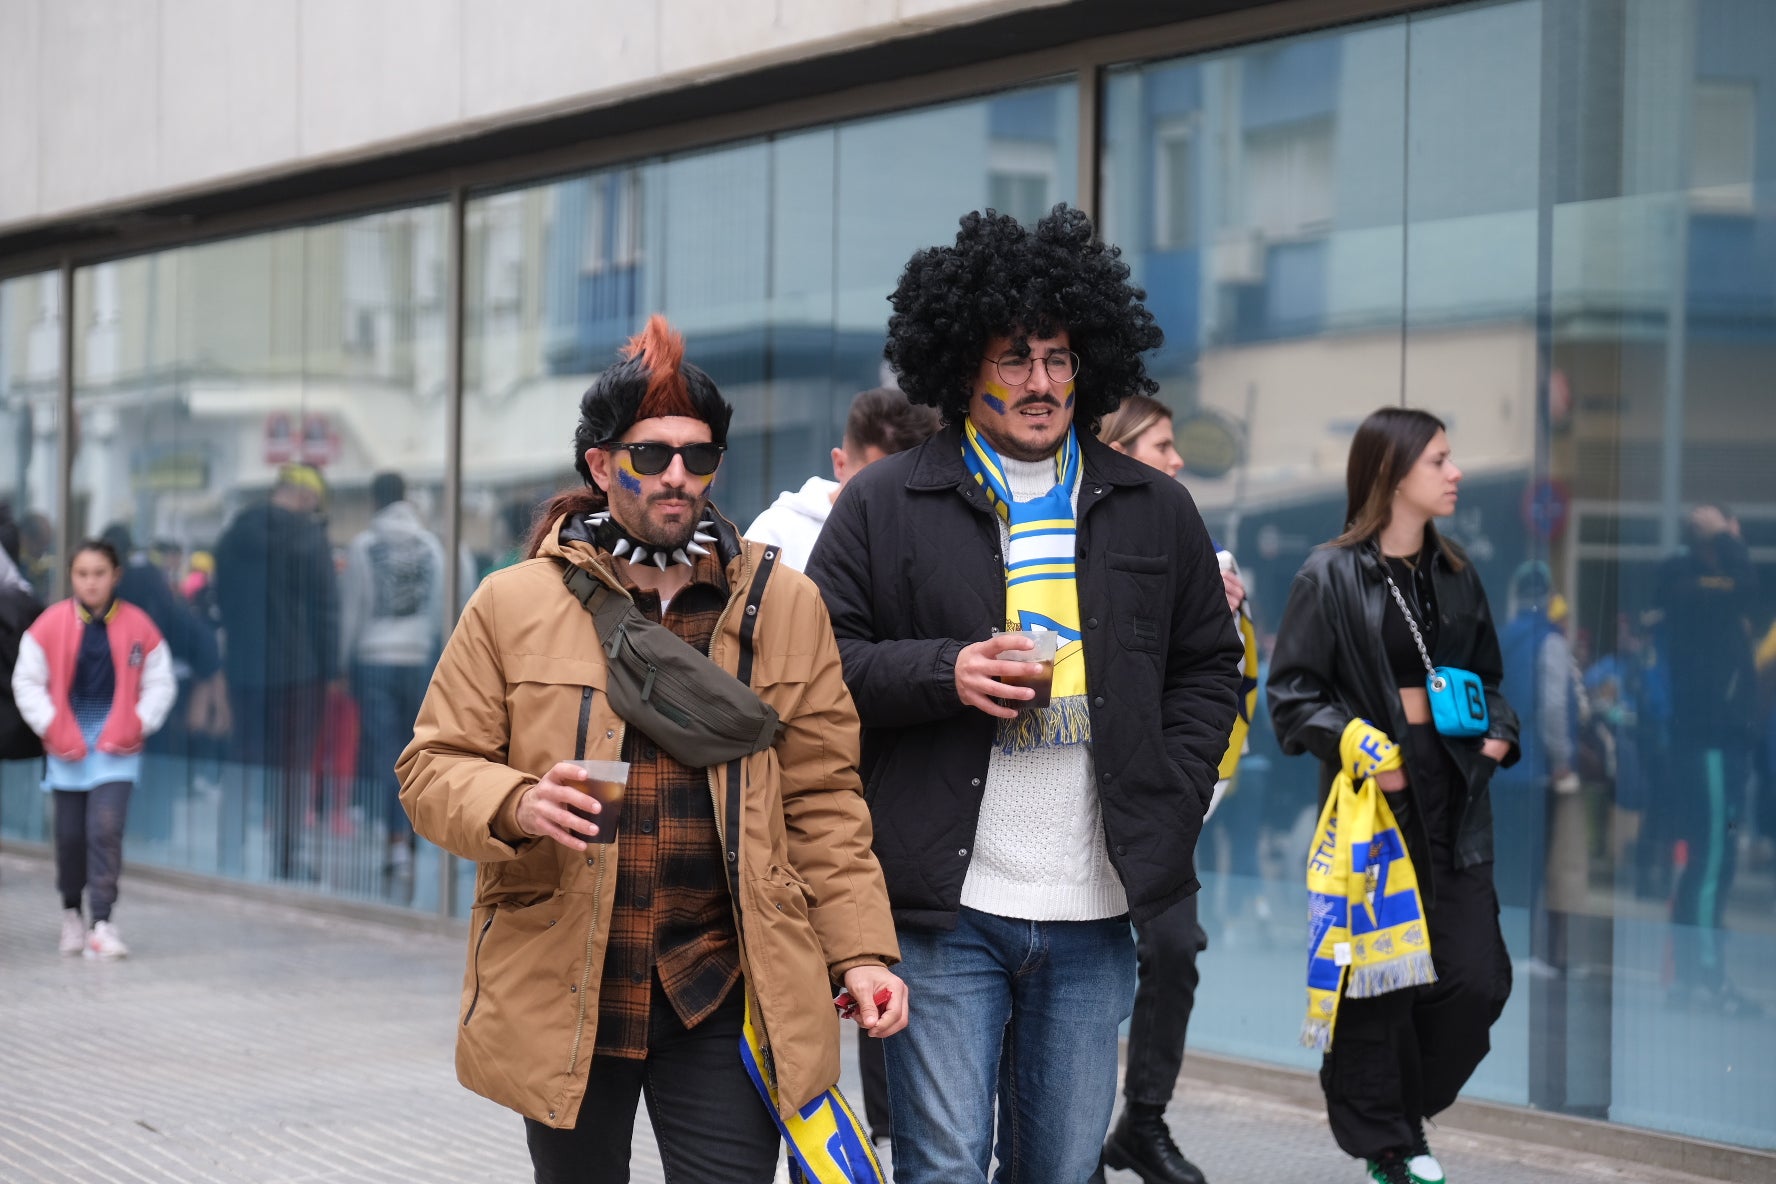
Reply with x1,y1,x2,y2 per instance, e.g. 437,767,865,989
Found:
833,987,895,1020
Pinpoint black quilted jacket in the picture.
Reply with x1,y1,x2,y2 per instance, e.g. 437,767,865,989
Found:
806,424,1242,930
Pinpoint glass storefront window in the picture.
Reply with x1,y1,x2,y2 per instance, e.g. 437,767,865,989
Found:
1,271,62,841
62,206,457,910
1105,0,1776,1149
461,80,1079,581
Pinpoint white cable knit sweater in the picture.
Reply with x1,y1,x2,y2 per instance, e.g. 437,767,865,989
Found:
958,451,1128,921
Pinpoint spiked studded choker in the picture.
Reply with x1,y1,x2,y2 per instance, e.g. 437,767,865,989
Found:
584,508,719,571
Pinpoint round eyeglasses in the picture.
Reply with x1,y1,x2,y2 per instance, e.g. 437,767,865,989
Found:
985,350,1081,387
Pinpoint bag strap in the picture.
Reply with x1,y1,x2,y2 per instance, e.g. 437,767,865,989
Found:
1380,566,1437,678
724,544,780,905
560,563,635,655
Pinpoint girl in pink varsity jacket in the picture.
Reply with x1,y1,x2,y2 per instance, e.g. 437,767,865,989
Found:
11,540,174,959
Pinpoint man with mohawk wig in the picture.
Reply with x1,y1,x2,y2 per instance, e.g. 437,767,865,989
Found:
399,314,906,1183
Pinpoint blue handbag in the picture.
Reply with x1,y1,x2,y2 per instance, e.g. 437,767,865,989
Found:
1382,564,1491,738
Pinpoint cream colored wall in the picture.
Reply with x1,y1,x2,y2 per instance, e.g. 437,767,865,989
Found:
0,0,1057,236
1184,322,1538,512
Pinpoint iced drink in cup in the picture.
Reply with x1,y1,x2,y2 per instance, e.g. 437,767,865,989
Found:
560,759,629,844
999,629,1059,711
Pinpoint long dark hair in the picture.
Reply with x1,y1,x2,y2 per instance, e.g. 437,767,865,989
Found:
524,487,603,560
1329,406,1462,568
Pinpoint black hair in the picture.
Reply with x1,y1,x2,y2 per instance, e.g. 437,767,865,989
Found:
100,522,133,558
70,539,122,572
371,472,406,510
570,315,733,486
844,387,942,457
884,205,1164,433
0,501,22,565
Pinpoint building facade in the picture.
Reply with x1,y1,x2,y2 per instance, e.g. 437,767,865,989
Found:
3,0,1774,1159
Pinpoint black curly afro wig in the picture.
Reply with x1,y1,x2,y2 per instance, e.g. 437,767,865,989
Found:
884,204,1163,433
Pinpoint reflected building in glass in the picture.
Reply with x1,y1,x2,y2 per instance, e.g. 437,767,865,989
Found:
1,0,1773,1161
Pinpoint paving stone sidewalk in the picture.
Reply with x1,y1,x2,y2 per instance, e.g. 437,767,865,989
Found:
0,852,1723,1184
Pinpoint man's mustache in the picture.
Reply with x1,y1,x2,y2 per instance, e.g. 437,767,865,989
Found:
1013,394,1062,411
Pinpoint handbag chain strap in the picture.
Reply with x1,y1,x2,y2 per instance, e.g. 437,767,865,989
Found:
1380,565,1438,678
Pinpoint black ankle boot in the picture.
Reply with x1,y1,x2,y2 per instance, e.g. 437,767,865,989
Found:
1101,1102,1207,1184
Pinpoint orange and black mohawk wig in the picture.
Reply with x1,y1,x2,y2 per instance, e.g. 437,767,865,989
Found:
572,313,733,484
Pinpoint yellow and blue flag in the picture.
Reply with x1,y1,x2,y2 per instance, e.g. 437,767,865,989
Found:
1302,719,1436,1051
740,997,884,1183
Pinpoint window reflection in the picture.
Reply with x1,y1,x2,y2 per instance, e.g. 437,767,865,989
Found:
0,272,62,838
1106,0,1776,1149
461,81,1078,584
54,206,458,909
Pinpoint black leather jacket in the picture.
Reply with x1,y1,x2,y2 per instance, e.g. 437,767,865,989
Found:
1267,530,1520,872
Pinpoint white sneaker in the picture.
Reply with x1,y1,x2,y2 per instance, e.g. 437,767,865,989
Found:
1407,1153,1446,1183
84,920,129,960
1408,1117,1445,1182
59,909,85,956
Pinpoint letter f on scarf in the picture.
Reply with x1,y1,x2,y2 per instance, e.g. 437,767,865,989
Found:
1302,719,1436,1051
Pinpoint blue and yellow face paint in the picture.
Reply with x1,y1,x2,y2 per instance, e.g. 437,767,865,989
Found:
979,377,1014,416
614,451,645,496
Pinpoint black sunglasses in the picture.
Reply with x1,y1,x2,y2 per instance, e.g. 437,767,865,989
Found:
601,441,727,477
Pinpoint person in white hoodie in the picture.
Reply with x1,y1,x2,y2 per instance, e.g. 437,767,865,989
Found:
340,473,469,885
745,387,940,573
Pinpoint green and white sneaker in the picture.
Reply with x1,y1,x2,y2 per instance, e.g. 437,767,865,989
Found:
1408,1118,1445,1182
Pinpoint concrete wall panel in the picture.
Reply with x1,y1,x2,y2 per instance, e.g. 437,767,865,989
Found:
298,0,464,160
36,0,161,216
459,0,662,119
2,0,1044,234
0,0,43,226
161,0,302,188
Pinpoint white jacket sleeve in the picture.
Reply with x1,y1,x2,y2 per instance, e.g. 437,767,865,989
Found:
10,632,56,738
136,640,177,735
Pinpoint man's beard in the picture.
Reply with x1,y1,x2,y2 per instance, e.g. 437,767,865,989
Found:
977,393,1069,462
609,484,711,550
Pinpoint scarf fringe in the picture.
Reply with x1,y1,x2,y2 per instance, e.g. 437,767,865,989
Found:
1345,952,1438,999
1300,1017,1334,1053
997,694,1092,754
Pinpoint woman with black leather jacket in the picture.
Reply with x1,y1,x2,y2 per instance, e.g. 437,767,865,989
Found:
1268,407,1520,1184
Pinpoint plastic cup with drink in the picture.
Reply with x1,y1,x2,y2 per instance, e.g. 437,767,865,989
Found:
997,627,1058,711
558,759,630,843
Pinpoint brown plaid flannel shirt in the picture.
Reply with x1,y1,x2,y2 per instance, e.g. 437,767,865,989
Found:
593,545,742,1059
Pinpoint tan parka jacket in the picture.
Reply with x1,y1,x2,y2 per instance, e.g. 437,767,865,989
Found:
397,512,898,1127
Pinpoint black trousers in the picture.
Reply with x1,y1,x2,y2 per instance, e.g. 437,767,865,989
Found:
54,783,132,923
1121,889,1207,1108
1321,727,1512,1161
525,984,780,1184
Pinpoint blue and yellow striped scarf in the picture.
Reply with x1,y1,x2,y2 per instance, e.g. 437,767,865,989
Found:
740,997,883,1183
962,419,1090,753
1302,719,1436,1051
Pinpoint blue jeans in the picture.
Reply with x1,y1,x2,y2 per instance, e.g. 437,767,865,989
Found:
885,906,1137,1184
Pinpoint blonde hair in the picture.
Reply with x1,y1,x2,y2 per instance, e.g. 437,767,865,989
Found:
1095,393,1171,452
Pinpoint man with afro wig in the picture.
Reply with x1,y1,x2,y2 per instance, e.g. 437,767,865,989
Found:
808,206,1243,1183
